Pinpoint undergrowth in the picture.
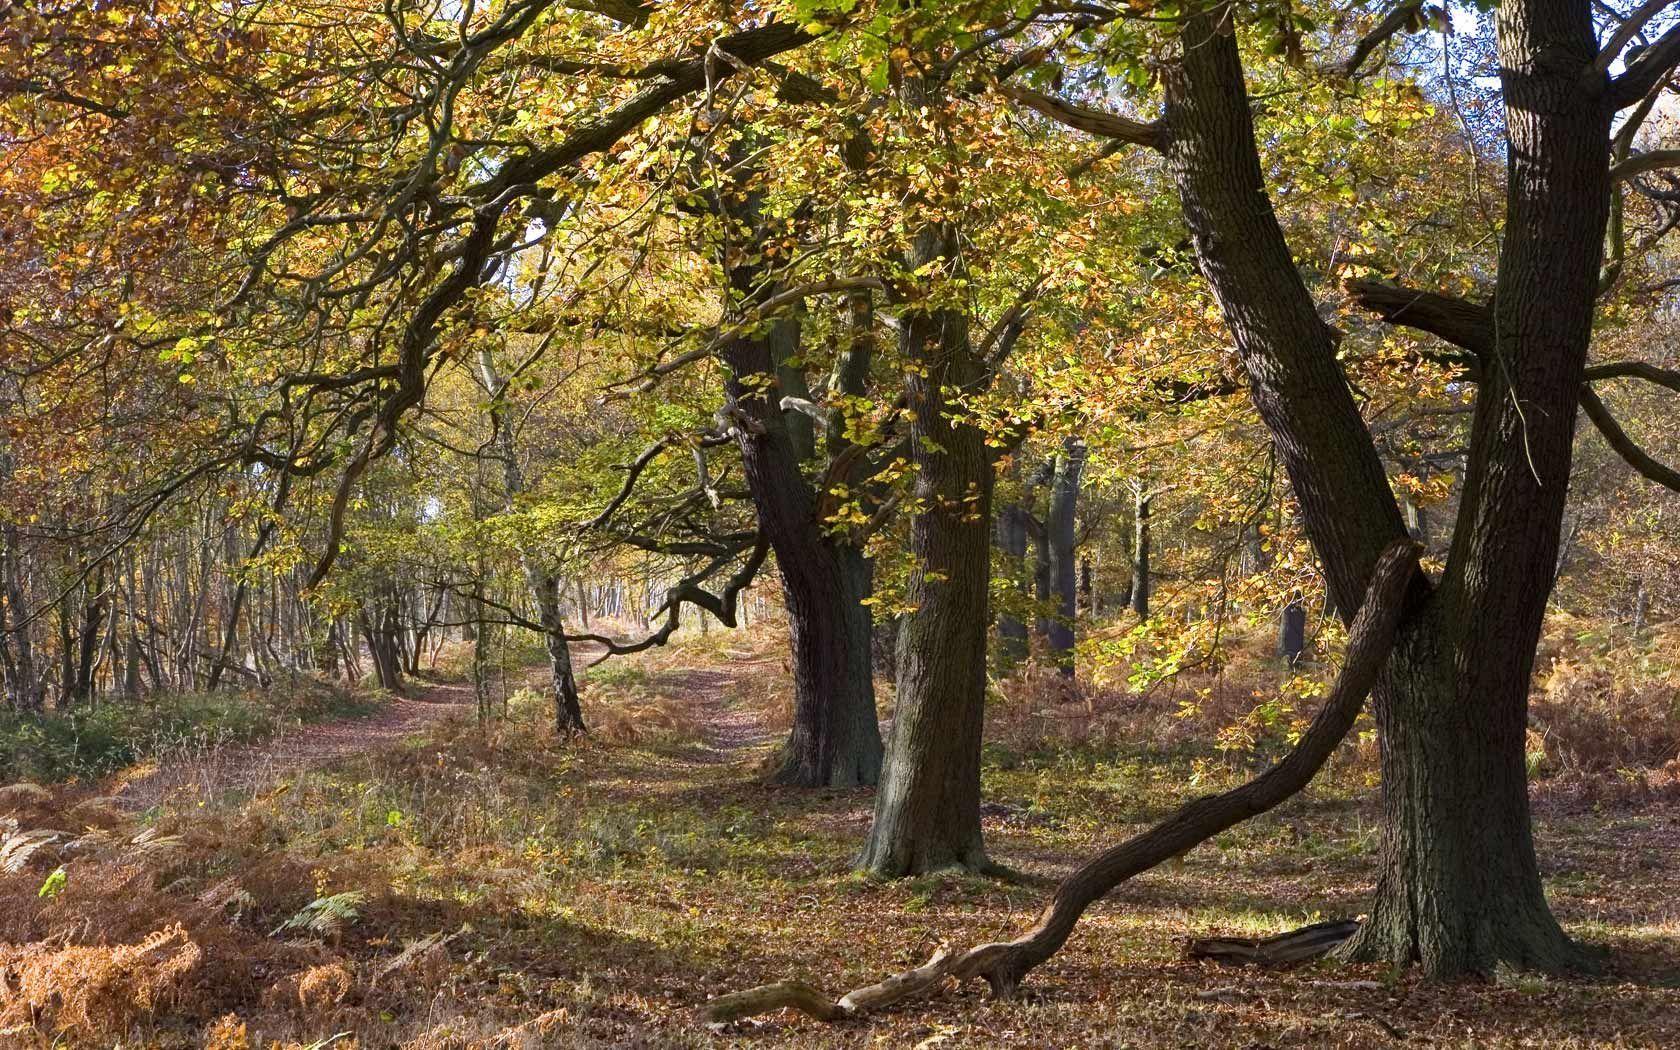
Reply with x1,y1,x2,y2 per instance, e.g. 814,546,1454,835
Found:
0,618,1672,1047
0,673,378,783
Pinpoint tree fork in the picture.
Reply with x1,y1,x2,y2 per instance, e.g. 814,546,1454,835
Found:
706,539,1421,1022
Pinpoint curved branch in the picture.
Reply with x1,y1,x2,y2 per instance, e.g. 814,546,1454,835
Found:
1609,20,1680,109
1339,0,1424,79
706,539,1423,1020
1610,148,1680,184
1584,359,1680,393
997,84,1164,148
578,534,769,663
1579,386,1680,492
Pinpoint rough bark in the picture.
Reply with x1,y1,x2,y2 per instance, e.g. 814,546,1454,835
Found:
700,153,886,788
721,311,884,788
857,221,992,876
1339,0,1609,975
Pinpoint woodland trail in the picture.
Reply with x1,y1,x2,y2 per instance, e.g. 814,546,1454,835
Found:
646,646,782,763
106,638,772,810
111,678,477,811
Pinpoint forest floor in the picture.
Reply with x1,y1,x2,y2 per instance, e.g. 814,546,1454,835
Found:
2,626,1678,1048
111,682,477,812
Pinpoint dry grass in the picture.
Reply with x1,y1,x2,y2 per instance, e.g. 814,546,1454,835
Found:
0,618,1672,1047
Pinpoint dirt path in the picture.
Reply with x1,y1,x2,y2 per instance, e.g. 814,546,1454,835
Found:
112,679,477,811
109,639,773,809
649,648,779,762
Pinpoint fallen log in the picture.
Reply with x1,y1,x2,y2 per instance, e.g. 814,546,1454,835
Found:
1186,918,1362,967
703,539,1421,1023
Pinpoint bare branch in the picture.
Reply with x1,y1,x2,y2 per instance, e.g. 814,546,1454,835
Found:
1579,386,1680,491
1339,0,1424,79
997,84,1164,149
1609,20,1680,108
1611,148,1680,183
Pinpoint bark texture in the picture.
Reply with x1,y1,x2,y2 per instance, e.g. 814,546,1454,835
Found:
721,316,884,788
857,222,992,876
1340,0,1609,974
1154,2,1607,976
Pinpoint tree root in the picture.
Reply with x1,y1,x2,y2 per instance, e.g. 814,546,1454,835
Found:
702,540,1422,1025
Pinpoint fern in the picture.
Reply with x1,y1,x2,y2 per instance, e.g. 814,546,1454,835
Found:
272,890,368,938
0,820,63,873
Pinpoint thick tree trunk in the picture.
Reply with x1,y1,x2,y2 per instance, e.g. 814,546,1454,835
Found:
858,224,991,876
1340,0,1609,975
721,312,885,788
1156,3,1605,976
1345,621,1575,973
773,547,881,786
1046,439,1084,675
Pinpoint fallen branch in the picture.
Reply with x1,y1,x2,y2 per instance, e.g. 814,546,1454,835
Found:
704,539,1422,1021
1186,918,1361,967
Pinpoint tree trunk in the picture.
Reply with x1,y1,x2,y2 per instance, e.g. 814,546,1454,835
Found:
721,316,884,787
534,574,586,734
1277,595,1305,666
1129,487,1151,619
712,541,1422,1019
1340,0,1608,975
993,503,1031,668
0,518,42,711
858,223,991,876
1046,439,1084,675
477,349,586,736
1156,3,1602,975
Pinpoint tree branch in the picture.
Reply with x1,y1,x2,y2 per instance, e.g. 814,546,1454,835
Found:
1339,0,1424,79
997,84,1164,149
1343,279,1492,358
1578,386,1680,491
1595,0,1675,73
1608,20,1680,109
705,540,1422,1020
1347,283,1680,493
1611,148,1680,183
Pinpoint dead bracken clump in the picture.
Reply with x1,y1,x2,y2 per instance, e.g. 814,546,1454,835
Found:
0,923,204,1037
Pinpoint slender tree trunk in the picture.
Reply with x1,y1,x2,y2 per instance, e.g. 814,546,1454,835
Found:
1277,595,1305,666
1046,439,1084,674
993,503,1032,669
477,349,586,735
0,518,42,711
1129,487,1151,618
